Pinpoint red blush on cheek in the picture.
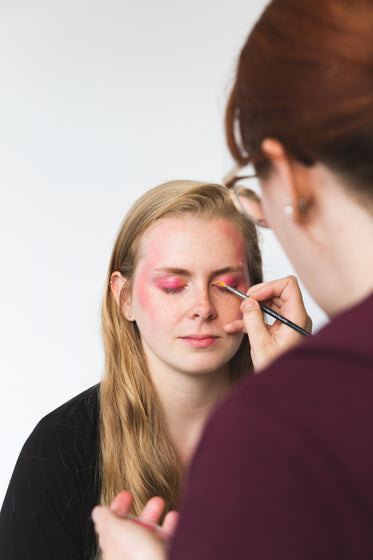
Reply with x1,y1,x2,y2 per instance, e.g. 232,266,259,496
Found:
133,268,159,320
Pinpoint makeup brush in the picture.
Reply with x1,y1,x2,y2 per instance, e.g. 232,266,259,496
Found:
218,281,311,337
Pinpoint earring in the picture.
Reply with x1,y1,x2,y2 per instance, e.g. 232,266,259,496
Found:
128,312,134,320
284,198,294,217
284,198,308,218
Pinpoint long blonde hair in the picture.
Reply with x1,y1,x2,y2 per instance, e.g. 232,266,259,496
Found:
98,180,263,518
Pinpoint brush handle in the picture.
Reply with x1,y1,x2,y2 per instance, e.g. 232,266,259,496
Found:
220,282,311,337
259,302,311,337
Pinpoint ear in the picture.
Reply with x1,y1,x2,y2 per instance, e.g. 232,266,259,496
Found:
110,271,135,321
261,138,315,224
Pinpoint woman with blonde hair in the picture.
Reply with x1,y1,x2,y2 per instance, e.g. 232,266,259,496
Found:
2,179,306,559
98,180,264,515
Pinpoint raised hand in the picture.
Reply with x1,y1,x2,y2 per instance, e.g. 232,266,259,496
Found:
224,275,312,371
92,491,179,560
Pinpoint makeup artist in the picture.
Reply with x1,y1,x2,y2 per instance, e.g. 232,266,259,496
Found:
91,0,373,558
1,181,308,559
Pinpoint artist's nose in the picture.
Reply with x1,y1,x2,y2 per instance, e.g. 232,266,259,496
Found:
189,288,217,320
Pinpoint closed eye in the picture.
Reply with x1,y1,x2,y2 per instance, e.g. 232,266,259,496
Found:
160,286,186,294
211,282,232,294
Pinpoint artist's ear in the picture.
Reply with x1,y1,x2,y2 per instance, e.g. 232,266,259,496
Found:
110,272,135,321
261,138,314,223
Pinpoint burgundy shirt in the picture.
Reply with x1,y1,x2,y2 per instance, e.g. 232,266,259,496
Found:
170,294,373,559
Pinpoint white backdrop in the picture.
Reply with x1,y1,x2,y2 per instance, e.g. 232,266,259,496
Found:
0,0,327,504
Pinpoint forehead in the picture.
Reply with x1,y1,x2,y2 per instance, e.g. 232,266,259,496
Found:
136,215,247,269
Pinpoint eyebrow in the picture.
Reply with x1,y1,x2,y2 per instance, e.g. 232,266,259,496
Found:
152,265,245,278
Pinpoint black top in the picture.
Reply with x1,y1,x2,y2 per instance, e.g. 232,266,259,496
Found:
0,385,100,560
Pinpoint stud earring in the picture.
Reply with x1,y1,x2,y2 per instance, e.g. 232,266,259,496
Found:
128,312,134,320
284,197,309,218
284,198,294,217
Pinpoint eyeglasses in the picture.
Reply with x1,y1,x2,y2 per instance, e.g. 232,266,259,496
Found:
223,165,269,228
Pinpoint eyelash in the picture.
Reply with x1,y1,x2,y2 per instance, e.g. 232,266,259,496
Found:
161,283,237,295
213,284,236,295
161,286,186,294
215,281,238,289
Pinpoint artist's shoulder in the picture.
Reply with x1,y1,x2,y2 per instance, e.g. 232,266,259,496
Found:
211,294,373,434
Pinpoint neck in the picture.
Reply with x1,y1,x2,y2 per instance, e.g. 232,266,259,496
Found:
291,165,373,317
150,365,232,470
326,215,373,316
317,177,373,316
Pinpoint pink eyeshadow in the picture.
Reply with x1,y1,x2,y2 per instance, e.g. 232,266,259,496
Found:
218,276,240,287
154,277,186,290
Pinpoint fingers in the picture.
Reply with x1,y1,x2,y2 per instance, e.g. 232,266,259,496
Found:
249,275,303,307
240,297,276,371
109,492,166,526
92,505,111,528
224,318,246,334
139,496,166,525
163,510,180,535
240,276,312,371
248,276,311,330
92,506,166,560
110,491,134,515
92,506,115,553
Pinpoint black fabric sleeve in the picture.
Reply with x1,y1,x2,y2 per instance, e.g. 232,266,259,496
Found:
0,388,99,560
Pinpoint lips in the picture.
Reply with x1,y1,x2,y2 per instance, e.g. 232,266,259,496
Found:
179,335,221,348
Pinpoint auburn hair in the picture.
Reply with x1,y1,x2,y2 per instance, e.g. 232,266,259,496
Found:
98,181,263,524
225,0,373,199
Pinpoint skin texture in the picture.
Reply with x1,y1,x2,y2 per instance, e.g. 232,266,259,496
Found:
110,214,255,468
113,215,251,381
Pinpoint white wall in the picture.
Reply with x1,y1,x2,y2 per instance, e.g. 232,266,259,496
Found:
0,0,327,504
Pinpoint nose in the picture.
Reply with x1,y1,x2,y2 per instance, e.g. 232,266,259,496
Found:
188,288,217,321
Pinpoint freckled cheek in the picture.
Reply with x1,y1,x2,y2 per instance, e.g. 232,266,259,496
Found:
133,284,160,322
216,297,243,324
133,282,181,329
215,278,249,322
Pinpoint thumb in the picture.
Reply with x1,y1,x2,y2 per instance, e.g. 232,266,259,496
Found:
241,297,273,371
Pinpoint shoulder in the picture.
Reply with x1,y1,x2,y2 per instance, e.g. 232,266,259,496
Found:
229,292,372,410
201,293,373,465
5,384,101,512
0,386,101,558
176,296,373,559
31,384,100,437
19,384,101,472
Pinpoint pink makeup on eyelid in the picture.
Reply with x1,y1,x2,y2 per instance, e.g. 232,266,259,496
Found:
218,276,239,288
155,277,186,290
